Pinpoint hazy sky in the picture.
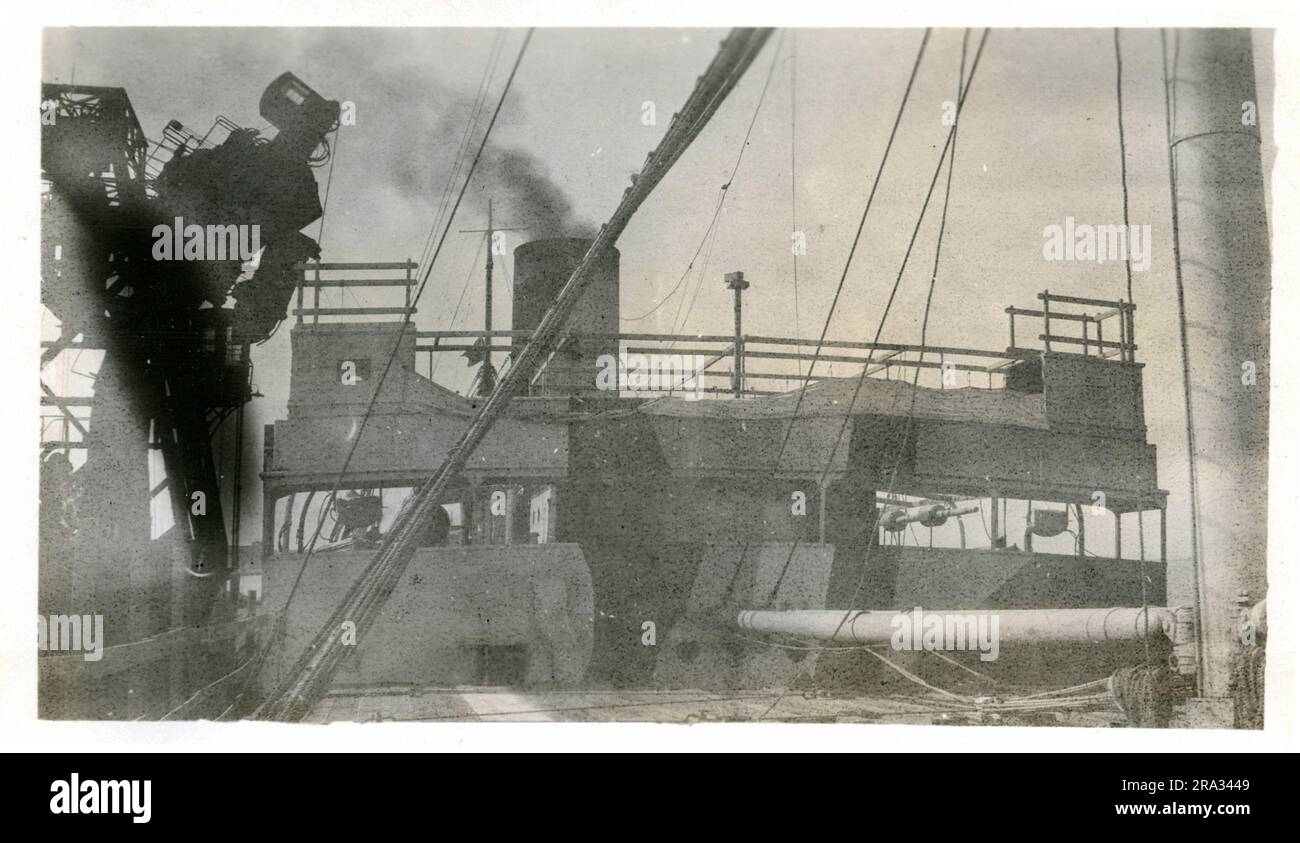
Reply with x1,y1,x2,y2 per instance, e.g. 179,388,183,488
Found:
41,28,1275,577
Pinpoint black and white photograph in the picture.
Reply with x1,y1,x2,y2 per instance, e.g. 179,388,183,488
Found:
4,1,1295,761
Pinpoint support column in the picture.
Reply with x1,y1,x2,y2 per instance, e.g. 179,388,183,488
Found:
725,271,749,398
261,488,278,559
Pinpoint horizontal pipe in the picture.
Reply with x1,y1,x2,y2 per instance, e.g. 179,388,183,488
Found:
743,335,1021,359
1005,306,1094,323
738,607,1175,645
297,278,415,288
292,261,417,270
1038,333,1133,350
880,501,979,532
293,307,415,316
1037,292,1135,311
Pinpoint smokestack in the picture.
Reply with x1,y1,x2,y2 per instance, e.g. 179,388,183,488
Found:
1168,29,1269,712
511,238,620,397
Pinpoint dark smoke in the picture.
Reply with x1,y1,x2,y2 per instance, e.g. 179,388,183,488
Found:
378,63,595,239
283,30,597,240
472,146,596,238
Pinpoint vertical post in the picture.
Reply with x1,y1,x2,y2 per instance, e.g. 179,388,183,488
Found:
990,493,1000,548
1025,499,1034,553
1160,507,1167,563
261,490,277,560
1041,291,1051,352
485,201,493,341
231,404,244,571
1125,304,1136,364
725,271,749,398
405,259,412,315
296,265,304,325
479,202,498,397
1115,510,1123,560
1116,304,1128,361
313,263,321,325
261,424,276,560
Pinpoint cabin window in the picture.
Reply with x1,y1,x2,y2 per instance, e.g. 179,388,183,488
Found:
530,487,553,543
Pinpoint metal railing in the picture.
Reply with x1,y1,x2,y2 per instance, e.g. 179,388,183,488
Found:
412,329,1033,397
292,261,418,325
1006,291,1137,363
289,271,1139,397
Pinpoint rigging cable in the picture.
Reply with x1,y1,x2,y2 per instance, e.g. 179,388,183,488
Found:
619,190,725,322
287,26,533,604
255,29,780,722
430,231,488,381
759,27,935,601
764,30,984,611
1113,29,1134,307
804,31,987,643
1113,28,1151,666
1160,28,1209,691
417,31,505,273
316,127,341,248
672,199,726,336
789,31,802,377
621,29,787,326
672,29,787,336
218,30,535,720
768,29,932,469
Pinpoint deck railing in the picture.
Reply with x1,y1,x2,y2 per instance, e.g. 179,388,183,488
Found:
289,267,1140,398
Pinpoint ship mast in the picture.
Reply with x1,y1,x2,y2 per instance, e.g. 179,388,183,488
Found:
460,198,527,396
482,200,496,394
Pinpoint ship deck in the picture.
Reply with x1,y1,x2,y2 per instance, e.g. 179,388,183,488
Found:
305,685,1127,726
